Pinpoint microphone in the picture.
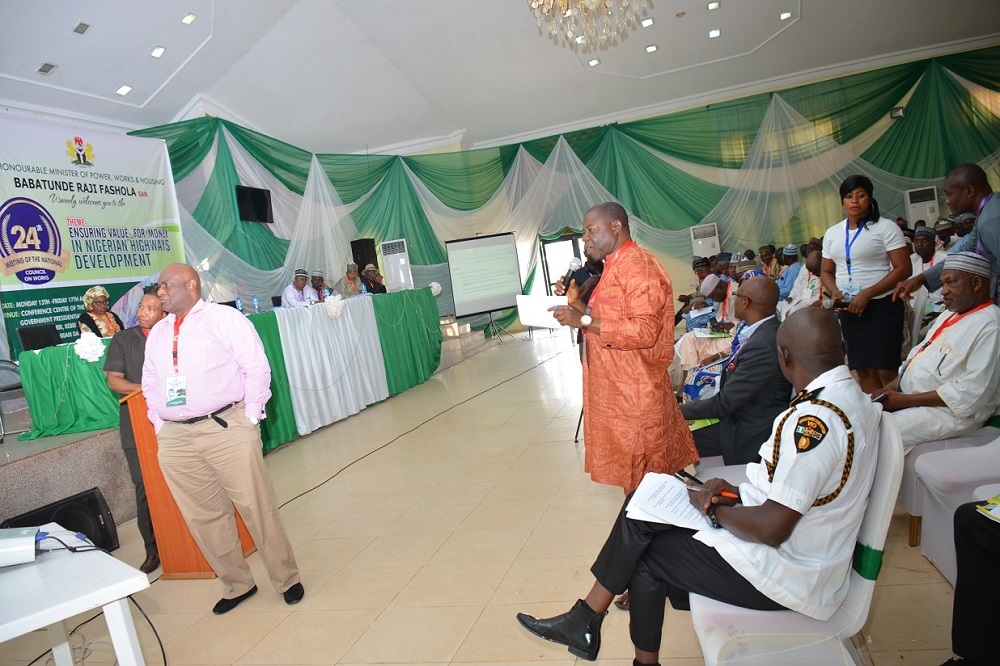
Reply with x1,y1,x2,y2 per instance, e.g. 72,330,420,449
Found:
822,299,852,309
562,257,583,291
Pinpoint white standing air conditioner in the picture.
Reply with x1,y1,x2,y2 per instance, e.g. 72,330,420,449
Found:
904,187,939,225
690,223,721,258
380,238,413,293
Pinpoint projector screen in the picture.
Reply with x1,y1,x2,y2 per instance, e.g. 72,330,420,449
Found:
446,233,522,317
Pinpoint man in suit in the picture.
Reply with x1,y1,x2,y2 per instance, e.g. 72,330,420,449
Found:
681,276,792,465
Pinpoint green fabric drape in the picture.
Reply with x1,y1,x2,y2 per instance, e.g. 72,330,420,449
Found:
586,128,727,230
939,45,1000,92
317,153,396,204
520,125,613,166
192,134,290,270
130,116,221,181
352,158,447,264
223,121,313,195
863,61,1000,178
18,340,119,440
371,288,443,395
403,147,507,211
247,311,298,452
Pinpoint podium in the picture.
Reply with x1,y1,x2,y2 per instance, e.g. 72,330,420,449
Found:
124,392,256,579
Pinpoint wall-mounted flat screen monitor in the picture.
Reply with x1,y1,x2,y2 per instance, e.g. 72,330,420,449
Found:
235,185,274,223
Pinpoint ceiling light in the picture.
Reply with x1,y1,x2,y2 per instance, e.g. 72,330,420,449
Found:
37,63,57,75
641,18,654,27
589,58,600,67
150,46,166,58
181,12,197,24
709,28,721,38
780,11,792,20
72,22,90,35
530,0,652,52
708,2,720,10
645,44,657,53
116,85,132,96
890,106,905,119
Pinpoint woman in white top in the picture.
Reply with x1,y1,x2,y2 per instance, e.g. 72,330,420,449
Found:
821,175,911,392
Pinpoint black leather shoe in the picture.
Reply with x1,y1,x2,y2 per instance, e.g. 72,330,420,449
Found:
282,582,304,605
516,599,606,661
212,585,257,614
139,553,160,574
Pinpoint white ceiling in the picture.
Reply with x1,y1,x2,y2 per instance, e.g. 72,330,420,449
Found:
1,0,999,155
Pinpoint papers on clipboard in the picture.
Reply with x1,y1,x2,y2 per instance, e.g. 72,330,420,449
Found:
516,295,568,329
625,473,714,530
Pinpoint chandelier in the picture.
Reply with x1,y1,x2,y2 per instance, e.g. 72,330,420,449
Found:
528,0,652,51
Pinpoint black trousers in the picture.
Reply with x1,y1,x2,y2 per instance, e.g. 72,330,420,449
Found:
952,502,1000,662
591,494,784,652
122,446,157,556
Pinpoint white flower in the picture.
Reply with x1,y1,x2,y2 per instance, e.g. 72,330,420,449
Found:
74,331,106,363
429,281,442,297
324,294,346,319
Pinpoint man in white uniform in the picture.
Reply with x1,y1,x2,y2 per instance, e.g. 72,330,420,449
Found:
515,308,880,663
874,252,1000,452
280,268,318,308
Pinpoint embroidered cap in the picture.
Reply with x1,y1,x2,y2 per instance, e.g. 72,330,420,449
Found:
913,225,936,240
782,243,798,257
699,273,721,297
942,251,991,279
293,268,308,278
311,269,324,278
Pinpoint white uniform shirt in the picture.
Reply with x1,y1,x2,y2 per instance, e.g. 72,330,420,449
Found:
695,365,880,620
822,217,906,298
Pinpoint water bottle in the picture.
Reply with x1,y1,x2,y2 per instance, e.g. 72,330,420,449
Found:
235,296,244,313
323,287,330,299
361,281,367,294
252,294,260,314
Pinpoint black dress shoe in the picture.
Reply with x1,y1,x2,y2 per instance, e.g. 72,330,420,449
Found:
282,582,304,605
212,585,257,614
516,599,606,661
139,553,160,574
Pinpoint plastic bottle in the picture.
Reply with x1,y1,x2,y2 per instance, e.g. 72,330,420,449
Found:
235,296,244,313
252,294,260,314
361,281,367,294
323,287,330,299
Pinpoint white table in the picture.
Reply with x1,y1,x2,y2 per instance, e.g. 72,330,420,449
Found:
0,546,149,665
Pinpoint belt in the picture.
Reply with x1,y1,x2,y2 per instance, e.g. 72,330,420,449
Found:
177,402,237,428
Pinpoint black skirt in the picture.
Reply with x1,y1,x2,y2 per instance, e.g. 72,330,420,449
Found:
838,295,904,370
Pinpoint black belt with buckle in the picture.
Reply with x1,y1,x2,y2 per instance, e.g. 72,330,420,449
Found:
177,402,237,428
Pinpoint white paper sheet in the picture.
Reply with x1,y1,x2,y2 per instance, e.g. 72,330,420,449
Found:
626,473,714,530
516,295,568,329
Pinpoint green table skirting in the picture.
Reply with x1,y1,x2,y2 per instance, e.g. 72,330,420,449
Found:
247,311,299,452
18,339,120,440
372,288,443,396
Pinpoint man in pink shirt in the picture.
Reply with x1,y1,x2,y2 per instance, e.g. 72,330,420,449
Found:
142,263,303,614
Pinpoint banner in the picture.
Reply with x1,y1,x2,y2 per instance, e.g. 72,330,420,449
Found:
0,117,184,356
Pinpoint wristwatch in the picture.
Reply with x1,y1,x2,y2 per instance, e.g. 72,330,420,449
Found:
580,306,593,329
707,505,722,528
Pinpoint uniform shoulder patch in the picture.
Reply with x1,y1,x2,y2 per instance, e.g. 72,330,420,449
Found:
794,414,828,453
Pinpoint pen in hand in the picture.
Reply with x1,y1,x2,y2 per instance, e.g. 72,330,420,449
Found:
686,485,740,500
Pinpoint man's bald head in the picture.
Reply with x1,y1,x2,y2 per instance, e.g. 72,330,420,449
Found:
740,276,779,314
776,308,846,389
157,263,202,316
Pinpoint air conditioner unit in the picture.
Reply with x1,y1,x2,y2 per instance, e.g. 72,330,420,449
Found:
379,238,413,293
690,223,721,258
904,187,939,226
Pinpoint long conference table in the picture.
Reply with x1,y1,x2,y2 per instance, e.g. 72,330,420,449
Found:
19,288,443,451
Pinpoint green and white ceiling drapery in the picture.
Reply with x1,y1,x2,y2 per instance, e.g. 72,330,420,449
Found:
129,45,1000,327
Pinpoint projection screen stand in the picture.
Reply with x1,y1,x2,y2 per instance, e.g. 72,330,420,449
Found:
484,311,516,343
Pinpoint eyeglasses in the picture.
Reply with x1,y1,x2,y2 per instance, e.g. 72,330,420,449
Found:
734,293,751,304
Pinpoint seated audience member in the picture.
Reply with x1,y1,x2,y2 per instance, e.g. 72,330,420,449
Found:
711,252,730,277
679,257,712,307
675,274,736,371
935,218,958,251
911,225,949,316
680,294,714,331
78,285,124,337
939,499,1000,666
280,268,316,308
516,308,880,663
759,245,779,279
873,252,1000,452
361,264,388,294
774,244,802,300
334,263,363,297
310,269,330,301
680,276,792,465
743,248,757,263
777,249,824,320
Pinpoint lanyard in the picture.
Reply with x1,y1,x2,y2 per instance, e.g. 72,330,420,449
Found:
171,313,186,371
587,239,634,306
975,193,991,255
844,224,864,278
899,301,992,383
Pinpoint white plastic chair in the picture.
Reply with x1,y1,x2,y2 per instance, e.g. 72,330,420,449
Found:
689,411,904,665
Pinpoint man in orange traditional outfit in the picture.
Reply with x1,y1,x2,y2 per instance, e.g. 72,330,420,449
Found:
553,202,699,495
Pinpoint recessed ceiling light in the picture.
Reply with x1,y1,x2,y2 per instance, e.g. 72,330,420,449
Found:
575,35,585,44
37,62,57,75
641,17,654,27
709,28,721,38
780,11,792,20
589,58,600,67
645,44,657,53
150,46,166,58
72,22,90,35
181,12,197,24
116,85,132,96
708,2,720,10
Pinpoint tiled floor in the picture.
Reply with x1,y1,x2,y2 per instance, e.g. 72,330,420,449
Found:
0,331,956,665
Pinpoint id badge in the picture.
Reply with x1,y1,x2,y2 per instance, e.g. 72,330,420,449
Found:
166,375,187,406
842,280,860,300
